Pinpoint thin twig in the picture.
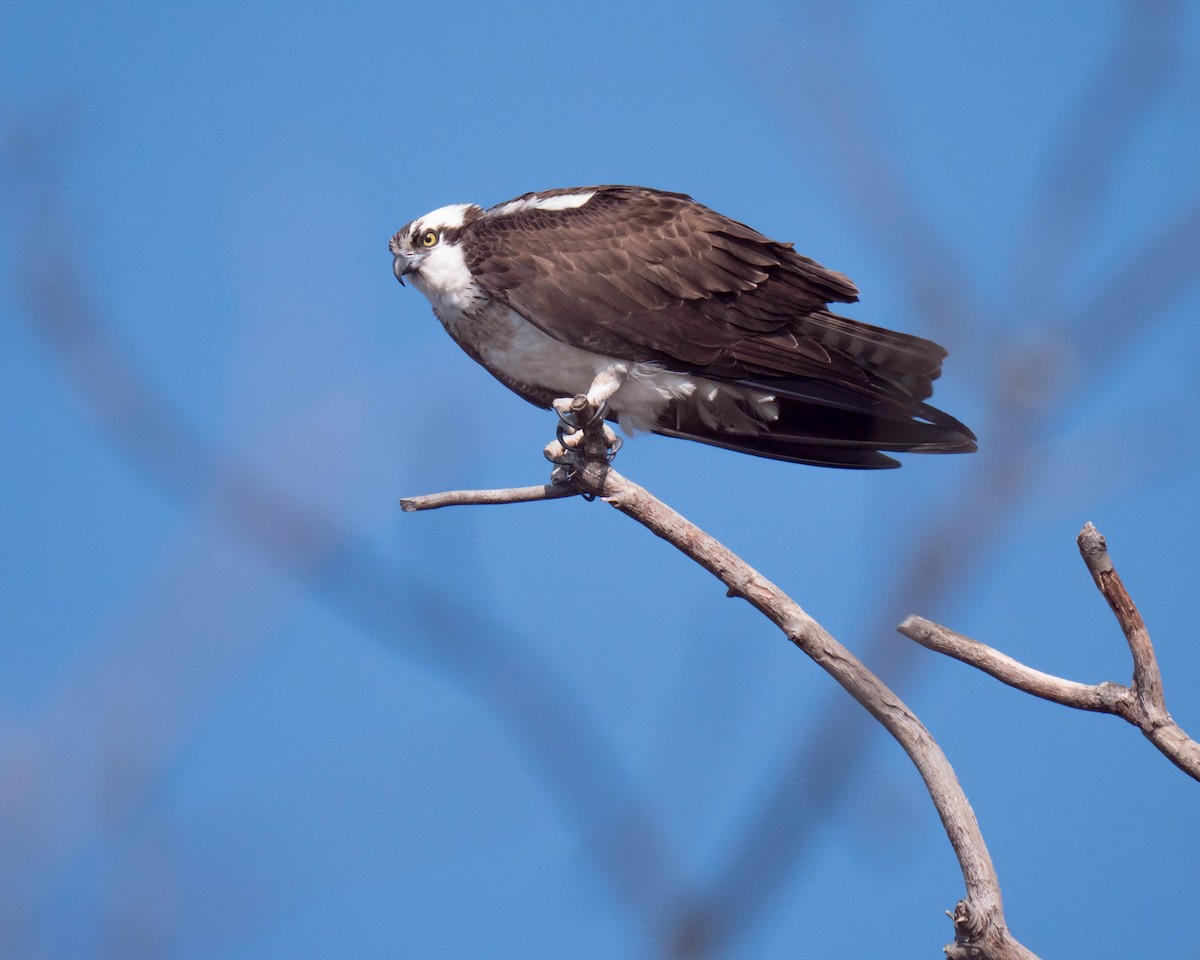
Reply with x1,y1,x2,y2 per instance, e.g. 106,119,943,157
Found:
897,617,1127,713
898,523,1200,782
400,482,577,512
1075,523,1164,706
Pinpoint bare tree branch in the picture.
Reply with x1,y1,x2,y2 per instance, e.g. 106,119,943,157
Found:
899,523,1200,782
401,481,576,511
405,404,1040,960
898,618,1121,712
1075,524,1164,706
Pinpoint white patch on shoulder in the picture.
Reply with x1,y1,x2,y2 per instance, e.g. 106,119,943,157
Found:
413,203,478,231
485,190,597,218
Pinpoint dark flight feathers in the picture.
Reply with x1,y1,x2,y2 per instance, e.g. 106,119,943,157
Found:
462,185,976,468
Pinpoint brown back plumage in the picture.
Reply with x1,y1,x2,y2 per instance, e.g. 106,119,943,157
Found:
461,185,975,468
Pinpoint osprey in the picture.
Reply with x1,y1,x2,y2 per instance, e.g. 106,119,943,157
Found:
389,185,976,468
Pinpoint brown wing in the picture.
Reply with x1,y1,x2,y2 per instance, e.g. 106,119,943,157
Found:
461,185,948,403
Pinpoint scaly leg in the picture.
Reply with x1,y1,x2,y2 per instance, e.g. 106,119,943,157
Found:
552,363,628,425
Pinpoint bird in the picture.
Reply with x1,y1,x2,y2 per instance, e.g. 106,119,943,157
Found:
389,185,976,469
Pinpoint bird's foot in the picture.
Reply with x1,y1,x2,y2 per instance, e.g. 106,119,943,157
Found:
546,394,623,487
552,394,610,430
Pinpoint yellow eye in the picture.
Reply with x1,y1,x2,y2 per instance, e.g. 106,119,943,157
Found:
420,230,439,247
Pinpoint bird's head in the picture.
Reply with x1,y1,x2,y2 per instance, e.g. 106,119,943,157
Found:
389,202,483,292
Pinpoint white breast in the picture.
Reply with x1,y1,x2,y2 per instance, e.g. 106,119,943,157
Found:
410,246,776,435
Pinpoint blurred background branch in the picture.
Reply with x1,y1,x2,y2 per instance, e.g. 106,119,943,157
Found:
660,3,1200,954
6,130,689,954
2,2,1197,958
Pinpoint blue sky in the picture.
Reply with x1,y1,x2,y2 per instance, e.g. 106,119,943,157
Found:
3,1,1199,958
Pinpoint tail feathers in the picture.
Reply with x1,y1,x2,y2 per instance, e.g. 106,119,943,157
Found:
654,391,977,469
797,310,949,401
652,426,907,468
765,396,977,453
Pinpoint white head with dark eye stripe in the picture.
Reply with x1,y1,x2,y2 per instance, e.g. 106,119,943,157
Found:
390,203,482,295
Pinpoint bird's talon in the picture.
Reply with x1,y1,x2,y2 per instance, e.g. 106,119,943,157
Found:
555,420,581,446
555,395,610,429
552,396,578,426
544,439,575,464
553,410,622,461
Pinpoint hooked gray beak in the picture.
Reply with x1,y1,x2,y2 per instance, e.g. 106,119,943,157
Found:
392,254,414,286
